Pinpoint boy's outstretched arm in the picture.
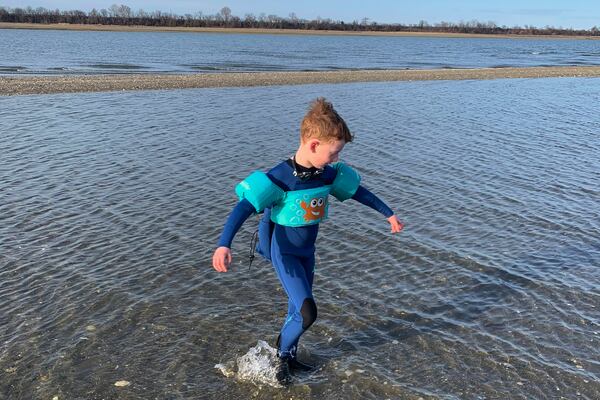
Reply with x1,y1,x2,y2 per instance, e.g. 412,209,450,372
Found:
352,185,404,233
212,199,256,272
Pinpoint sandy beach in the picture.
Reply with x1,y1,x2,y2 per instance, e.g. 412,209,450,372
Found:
2,66,600,95
2,22,599,40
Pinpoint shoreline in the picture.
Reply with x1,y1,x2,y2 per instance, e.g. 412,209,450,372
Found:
1,22,599,40
3,66,600,96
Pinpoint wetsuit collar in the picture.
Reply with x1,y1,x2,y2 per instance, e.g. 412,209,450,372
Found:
289,156,323,181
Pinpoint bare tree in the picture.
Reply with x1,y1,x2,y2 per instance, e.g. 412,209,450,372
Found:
219,6,231,23
244,13,256,28
120,4,132,18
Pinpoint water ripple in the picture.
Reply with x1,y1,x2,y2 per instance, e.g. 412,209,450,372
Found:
1,79,600,398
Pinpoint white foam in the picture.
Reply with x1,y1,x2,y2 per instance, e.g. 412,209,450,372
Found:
214,340,282,387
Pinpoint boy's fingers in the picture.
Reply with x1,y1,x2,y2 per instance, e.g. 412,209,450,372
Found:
211,247,233,273
222,253,231,272
390,220,404,233
212,253,227,272
223,255,229,271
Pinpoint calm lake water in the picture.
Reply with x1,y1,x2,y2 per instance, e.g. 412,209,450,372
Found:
1,28,600,75
1,77,599,399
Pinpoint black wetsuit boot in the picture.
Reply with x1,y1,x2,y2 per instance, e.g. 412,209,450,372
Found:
288,357,314,372
275,333,315,372
275,357,292,386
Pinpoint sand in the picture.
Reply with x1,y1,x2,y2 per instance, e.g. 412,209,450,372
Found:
2,66,600,96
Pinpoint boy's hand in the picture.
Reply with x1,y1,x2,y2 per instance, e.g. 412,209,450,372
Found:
387,215,404,233
212,246,232,272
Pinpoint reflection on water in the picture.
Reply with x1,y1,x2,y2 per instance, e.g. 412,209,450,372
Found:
1,78,599,399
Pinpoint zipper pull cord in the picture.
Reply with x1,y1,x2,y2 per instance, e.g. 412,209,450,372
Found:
248,229,259,270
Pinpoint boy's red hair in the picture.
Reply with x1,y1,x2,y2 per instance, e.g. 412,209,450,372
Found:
300,98,353,143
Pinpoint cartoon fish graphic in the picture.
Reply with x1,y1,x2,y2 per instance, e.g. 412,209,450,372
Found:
300,197,326,222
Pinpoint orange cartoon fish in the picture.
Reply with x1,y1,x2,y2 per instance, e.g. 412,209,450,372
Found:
300,197,326,222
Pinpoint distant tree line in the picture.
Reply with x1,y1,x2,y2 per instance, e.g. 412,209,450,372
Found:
1,4,599,36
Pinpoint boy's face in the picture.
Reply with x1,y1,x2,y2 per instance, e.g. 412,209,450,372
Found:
312,139,345,169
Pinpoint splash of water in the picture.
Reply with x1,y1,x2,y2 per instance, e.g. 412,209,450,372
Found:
214,340,282,387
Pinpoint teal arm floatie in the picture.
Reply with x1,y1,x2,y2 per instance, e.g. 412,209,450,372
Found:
235,171,284,213
330,162,361,202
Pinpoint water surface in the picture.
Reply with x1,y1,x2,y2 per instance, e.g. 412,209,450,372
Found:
1,77,599,399
1,28,600,75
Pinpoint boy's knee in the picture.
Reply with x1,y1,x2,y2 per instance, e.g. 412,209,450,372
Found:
301,298,317,330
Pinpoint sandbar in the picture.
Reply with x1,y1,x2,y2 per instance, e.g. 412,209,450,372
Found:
2,66,600,96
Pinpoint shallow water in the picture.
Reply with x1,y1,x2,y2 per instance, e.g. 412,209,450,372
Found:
1,77,600,399
2,28,600,75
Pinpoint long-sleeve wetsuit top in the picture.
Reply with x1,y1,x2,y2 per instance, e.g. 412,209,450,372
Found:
217,159,394,257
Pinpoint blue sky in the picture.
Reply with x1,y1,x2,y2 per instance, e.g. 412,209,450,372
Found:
2,0,599,29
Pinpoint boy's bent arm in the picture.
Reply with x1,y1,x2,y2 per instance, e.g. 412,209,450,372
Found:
351,185,404,233
217,198,256,248
213,198,256,272
351,185,394,217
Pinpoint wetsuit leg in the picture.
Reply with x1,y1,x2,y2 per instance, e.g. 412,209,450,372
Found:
271,244,317,358
288,254,315,354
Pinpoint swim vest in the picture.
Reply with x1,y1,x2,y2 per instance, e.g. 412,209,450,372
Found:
235,162,361,227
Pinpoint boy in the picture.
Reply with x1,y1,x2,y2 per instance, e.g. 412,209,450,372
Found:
212,98,403,385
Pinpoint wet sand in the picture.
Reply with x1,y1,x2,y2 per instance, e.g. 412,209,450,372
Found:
2,22,599,40
2,66,600,96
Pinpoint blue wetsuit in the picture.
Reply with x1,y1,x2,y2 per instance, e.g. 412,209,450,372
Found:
218,159,394,359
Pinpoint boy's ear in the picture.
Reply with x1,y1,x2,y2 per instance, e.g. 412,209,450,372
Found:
309,139,320,152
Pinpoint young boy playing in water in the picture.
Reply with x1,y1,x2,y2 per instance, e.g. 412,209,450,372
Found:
212,98,403,385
